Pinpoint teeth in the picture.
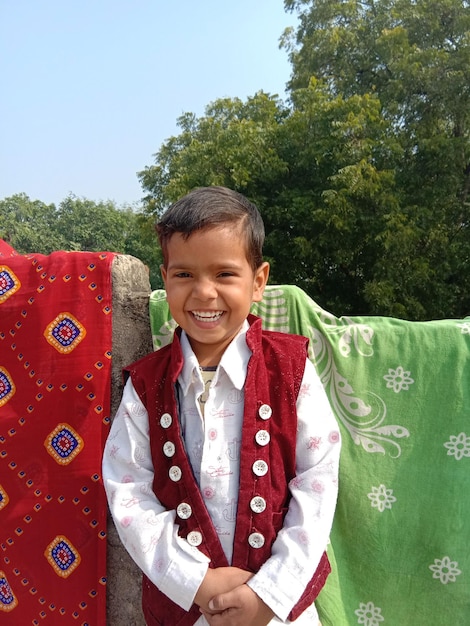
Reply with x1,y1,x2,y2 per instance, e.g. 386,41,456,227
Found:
192,311,223,322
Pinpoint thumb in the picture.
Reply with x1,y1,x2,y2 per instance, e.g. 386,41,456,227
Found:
208,589,238,612
208,595,222,611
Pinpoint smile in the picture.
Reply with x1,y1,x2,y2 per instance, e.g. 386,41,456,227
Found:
191,311,224,322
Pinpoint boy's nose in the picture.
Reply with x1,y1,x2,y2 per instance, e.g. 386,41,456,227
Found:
193,278,217,300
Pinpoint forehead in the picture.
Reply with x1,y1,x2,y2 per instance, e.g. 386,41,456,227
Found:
166,226,250,266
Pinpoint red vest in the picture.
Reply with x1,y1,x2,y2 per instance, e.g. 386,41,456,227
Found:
125,315,330,625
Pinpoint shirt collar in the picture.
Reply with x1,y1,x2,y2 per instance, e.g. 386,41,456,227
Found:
178,320,251,395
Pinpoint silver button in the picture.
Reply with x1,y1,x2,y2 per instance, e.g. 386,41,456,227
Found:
169,465,182,481
177,502,192,519
250,496,267,513
160,413,172,428
252,460,268,477
187,530,203,546
163,441,176,457
255,430,270,446
248,532,265,548
258,404,272,420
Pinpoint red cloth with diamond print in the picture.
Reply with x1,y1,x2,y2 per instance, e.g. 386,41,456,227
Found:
0,242,114,624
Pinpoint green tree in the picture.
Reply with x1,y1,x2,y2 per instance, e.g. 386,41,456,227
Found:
282,0,470,317
55,196,163,287
139,85,433,318
55,196,131,252
0,193,66,253
139,92,290,212
123,211,163,290
0,194,163,289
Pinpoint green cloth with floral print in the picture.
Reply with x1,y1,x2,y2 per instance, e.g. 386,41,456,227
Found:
149,285,470,626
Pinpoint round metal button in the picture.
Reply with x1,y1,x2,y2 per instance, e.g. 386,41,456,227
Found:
248,532,265,549
250,496,267,513
187,531,203,546
177,502,192,519
163,441,176,457
255,429,270,446
169,465,182,481
160,413,172,428
258,404,272,420
252,459,268,477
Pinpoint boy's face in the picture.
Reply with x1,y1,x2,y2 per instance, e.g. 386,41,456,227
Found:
161,225,269,367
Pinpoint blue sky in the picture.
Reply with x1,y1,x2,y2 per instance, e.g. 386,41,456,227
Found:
1,1,295,207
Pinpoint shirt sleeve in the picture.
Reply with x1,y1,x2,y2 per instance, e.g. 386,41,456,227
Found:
102,378,210,610
246,358,341,621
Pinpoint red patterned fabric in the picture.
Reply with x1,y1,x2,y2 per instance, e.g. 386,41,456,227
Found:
0,240,19,258
0,242,114,624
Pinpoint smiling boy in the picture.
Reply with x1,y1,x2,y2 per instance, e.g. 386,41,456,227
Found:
102,186,340,625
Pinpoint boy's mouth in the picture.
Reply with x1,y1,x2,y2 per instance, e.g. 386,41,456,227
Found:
191,310,224,323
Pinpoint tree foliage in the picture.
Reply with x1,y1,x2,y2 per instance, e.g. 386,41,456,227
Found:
139,0,470,320
0,194,163,289
282,0,470,317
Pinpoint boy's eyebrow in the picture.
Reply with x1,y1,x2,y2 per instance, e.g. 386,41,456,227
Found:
167,261,245,271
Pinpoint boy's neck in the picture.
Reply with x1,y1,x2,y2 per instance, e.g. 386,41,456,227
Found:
185,320,249,368
187,337,230,368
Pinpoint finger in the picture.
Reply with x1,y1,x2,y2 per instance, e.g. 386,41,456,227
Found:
202,609,233,626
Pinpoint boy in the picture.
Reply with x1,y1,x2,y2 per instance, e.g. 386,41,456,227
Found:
102,186,340,625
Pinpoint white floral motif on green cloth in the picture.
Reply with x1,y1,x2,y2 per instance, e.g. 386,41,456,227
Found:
383,366,415,393
367,485,397,512
354,601,384,626
457,321,470,334
429,556,462,584
444,432,470,460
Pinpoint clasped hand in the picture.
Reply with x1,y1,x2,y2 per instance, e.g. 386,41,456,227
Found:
195,566,275,626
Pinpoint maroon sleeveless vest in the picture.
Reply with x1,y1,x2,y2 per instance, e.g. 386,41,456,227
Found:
125,315,330,625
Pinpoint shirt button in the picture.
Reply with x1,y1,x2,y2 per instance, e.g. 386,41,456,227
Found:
177,502,192,519
187,531,203,546
248,532,265,549
258,404,272,420
163,441,176,457
169,465,182,481
252,460,268,477
250,496,267,513
255,429,270,446
160,413,172,428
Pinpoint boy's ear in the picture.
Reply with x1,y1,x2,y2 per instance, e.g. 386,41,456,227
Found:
160,264,167,286
252,262,270,302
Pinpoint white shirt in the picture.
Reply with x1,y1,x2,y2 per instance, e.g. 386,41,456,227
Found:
102,323,340,624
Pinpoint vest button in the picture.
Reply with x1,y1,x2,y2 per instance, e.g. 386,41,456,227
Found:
163,441,176,457
250,496,267,513
160,413,172,428
252,459,268,477
177,502,192,519
258,404,272,420
187,530,203,546
169,465,182,481
248,532,265,549
255,429,270,446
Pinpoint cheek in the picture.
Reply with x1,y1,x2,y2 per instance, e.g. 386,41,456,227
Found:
165,290,183,311
164,283,183,300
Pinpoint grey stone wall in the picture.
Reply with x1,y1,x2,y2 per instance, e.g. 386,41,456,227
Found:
107,254,153,626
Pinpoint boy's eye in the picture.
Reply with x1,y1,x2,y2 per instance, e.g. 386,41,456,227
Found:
218,272,235,278
174,272,191,278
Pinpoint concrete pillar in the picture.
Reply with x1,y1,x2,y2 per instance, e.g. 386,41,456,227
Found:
107,254,153,625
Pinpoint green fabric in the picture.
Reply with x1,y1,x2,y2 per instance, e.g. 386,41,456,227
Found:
149,285,470,626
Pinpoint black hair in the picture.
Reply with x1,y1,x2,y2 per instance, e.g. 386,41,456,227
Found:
156,186,265,271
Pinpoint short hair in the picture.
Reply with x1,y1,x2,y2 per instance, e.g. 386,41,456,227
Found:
156,186,265,270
